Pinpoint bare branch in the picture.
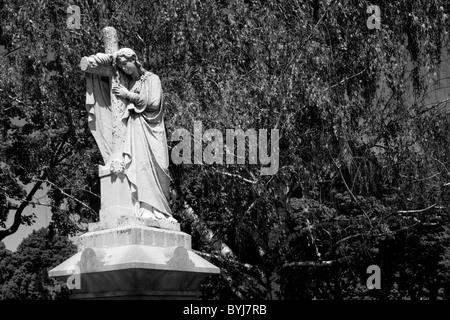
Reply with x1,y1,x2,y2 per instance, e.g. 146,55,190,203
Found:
282,260,334,268
193,249,270,296
328,148,373,228
326,69,366,91
214,169,257,184
397,203,437,214
34,179,98,216
0,171,46,241
2,46,22,57
0,124,75,241
23,199,56,209
182,202,235,258
419,97,450,115
0,88,24,106
398,172,442,181
433,158,450,177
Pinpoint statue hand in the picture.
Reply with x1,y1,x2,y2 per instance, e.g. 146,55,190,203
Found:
112,84,129,98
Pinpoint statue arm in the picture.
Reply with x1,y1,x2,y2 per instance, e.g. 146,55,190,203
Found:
79,53,113,76
126,75,162,113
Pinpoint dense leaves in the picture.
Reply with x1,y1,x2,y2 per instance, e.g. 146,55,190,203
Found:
0,228,76,299
1,0,450,299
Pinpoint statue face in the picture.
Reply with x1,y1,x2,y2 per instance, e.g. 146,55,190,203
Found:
117,56,137,75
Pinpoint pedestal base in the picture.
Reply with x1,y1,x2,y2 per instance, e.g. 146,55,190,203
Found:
89,214,181,232
49,218,220,299
99,165,136,221
63,269,212,300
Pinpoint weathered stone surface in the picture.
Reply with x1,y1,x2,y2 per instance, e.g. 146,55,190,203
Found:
78,226,189,251
98,167,135,223
88,214,180,232
49,243,219,299
51,245,217,275
48,225,219,299
55,268,211,300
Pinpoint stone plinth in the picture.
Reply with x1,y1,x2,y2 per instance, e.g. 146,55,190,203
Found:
98,166,135,224
49,217,220,299
89,214,181,232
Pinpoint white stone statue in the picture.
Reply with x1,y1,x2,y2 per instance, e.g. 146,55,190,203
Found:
81,47,176,223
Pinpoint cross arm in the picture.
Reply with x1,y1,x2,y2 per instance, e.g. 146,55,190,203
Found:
80,52,114,76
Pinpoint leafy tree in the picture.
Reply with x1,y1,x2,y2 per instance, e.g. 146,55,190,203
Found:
0,228,76,300
0,242,14,295
1,0,450,300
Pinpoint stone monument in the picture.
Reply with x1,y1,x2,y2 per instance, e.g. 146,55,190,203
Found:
49,27,219,299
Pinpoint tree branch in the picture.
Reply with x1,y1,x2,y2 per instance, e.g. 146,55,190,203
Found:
397,203,436,214
281,260,334,268
0,130,74,241
2,46,22,57
418,97,450,115
214,169,257,184
0,171,46,242
326,69,366,91
193,249,272,297
34,179,98,216
328,148,373,228
182,202,235,257
0,88,24,106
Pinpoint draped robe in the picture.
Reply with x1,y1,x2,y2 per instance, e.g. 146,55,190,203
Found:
83,54,172,217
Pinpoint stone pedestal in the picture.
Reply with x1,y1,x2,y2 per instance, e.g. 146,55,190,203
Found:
49,216,220,299
98,165,135,226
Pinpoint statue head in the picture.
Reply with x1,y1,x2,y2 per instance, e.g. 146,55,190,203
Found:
113,48,146,78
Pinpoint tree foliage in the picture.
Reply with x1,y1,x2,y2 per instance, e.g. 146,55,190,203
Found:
1,0,450,299
0,228,76,299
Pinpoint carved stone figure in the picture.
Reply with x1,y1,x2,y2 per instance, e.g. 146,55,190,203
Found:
80,42,175,223
49,27,219,300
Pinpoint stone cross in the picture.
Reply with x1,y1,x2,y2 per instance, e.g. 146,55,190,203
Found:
101,27,127,161
79,27,135,226
79,26,127,165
